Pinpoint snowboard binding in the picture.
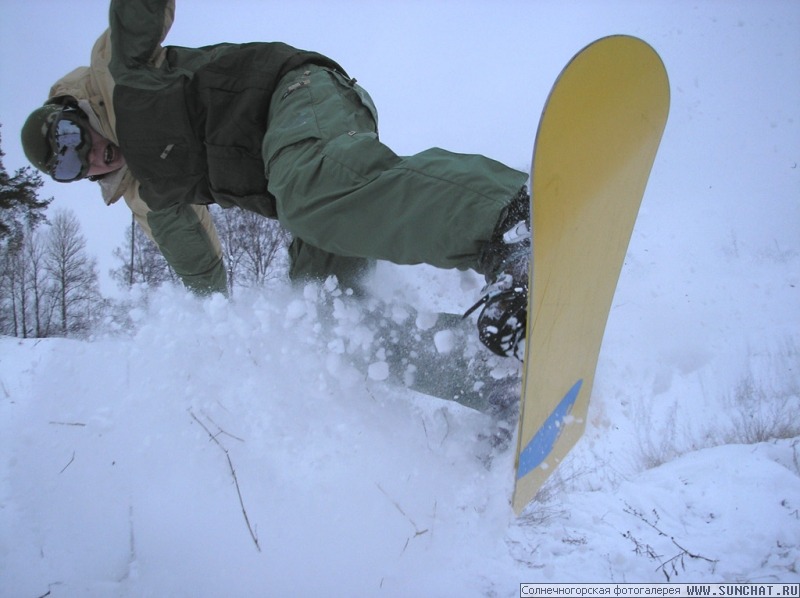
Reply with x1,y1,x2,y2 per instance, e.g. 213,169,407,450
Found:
465,275,527,359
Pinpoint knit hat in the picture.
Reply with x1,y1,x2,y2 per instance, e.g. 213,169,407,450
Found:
20,103,64,174
21,103,94,182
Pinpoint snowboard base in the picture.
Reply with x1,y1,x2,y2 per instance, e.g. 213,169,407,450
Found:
513,35,670,514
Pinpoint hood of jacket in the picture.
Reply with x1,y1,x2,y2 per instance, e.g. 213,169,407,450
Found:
45,2,173,205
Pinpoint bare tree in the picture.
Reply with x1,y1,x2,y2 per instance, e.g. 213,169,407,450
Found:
0,239,25,336
238,211,291,286
211,207,247,291
109,205,291,296
210,206,291,293
110,213,177,290
25,227,55,337
45,209,102,337
1,230,57,338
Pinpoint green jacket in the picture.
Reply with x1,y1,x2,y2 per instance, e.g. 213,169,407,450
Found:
107,0,341,293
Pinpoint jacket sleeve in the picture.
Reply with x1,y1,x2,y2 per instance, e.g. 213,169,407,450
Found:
106,0,226,295
122,184,227,295
108,0,175,73
144,202,228,295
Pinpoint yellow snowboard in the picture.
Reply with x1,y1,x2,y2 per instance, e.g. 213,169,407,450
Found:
513,36,670,514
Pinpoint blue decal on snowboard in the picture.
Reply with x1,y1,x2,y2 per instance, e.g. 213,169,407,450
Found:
516,379,583,480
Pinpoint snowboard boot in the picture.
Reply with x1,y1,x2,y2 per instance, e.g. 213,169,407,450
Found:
466,187,531,359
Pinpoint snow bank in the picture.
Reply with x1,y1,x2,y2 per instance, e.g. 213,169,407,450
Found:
1,266,798,596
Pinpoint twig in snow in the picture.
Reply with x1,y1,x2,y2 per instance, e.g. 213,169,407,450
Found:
189,410,260,552
421,410,451,451
198,410,245,443
622,503,718,581
59,451,75,474
658,536,719,581
420,417,430,446
440,410,451,445
49,421,86,427
375,482,428,554
127,505,137,575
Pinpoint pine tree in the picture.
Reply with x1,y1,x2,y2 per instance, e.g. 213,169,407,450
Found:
0,124,53,336
0,124,51,247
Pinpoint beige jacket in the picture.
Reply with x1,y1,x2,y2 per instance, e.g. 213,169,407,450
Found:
45,4,222,268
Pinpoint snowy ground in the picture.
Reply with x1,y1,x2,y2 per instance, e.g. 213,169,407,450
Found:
1,257,798,596
2,2,800,596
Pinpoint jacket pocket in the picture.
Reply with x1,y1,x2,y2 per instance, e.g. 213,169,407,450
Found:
325,68,380,131
263,71,323,164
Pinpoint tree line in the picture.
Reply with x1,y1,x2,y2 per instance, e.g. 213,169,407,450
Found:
0,125,292,339
109,204,291,293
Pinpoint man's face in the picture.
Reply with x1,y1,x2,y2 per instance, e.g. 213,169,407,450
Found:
86,126,125,178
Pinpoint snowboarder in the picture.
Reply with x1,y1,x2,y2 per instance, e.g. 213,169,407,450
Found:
20,0,530,357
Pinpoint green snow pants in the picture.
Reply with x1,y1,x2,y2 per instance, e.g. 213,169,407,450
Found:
263,64,529,286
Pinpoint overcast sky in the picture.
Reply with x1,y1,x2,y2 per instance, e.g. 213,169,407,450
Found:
1,1,798,295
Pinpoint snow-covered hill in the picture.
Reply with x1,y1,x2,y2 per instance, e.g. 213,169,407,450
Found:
2,1,799,596
1,246,798,595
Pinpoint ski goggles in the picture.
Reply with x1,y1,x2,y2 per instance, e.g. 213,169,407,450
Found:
46,108,93,182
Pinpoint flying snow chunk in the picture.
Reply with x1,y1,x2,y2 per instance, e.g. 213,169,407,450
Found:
367,361,390,381
433,330,456,354
286,299,306,320
415,311,439,331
